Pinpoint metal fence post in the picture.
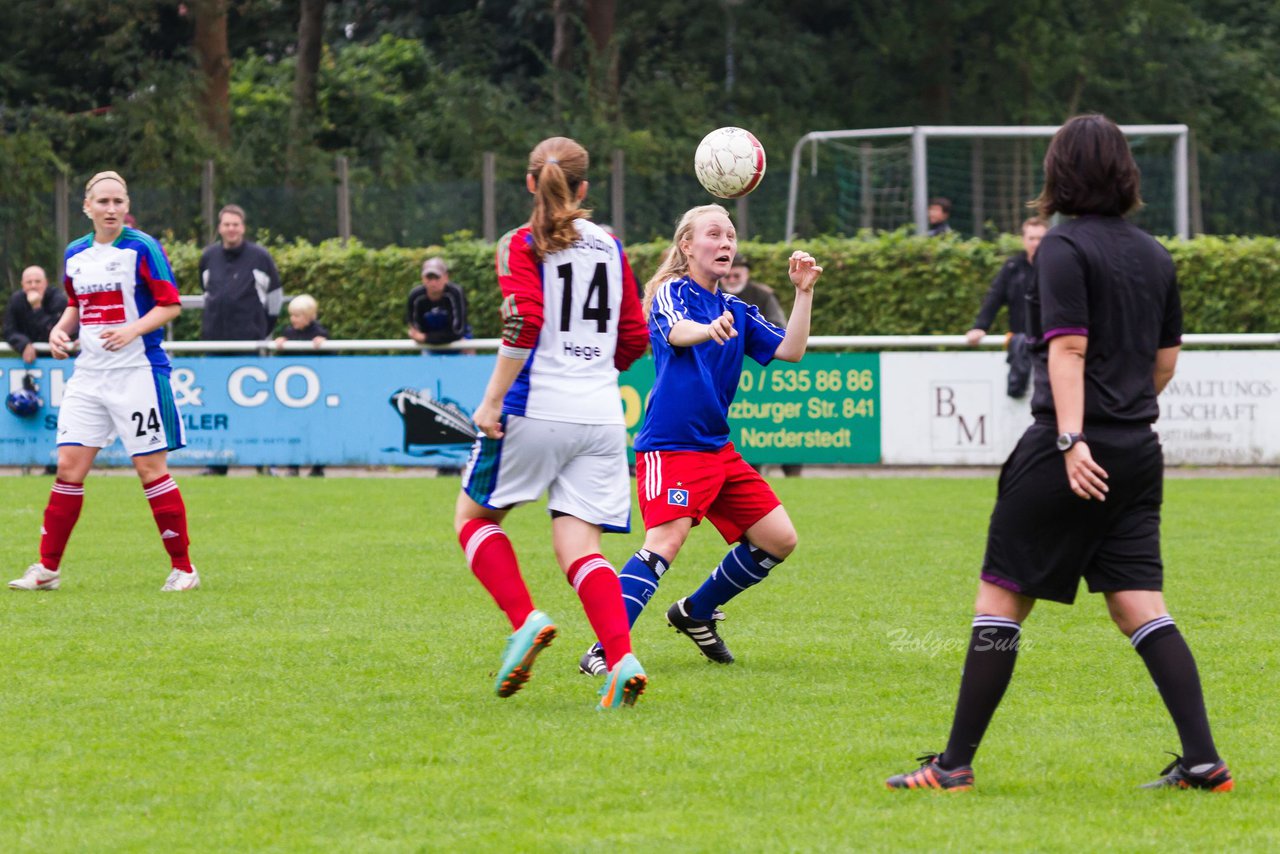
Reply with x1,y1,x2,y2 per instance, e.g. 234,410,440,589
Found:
859,142,872,230
611,149,625,241
735,196,749,242
482,152,496,242
1174,130,1190,239
336,155,351,245
54,173,69,281
202,159,216,244
970,138,984,238
912,127,928,236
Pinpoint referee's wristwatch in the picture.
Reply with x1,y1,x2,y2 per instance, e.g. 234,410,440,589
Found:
1056,432,1087,452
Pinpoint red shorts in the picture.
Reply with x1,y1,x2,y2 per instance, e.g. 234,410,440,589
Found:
635,443,780,543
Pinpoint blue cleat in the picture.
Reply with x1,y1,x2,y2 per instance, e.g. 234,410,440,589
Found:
495,610,557,697
597,652,647,710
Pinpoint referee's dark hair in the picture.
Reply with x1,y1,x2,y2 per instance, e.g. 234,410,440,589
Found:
1035,113,1142,217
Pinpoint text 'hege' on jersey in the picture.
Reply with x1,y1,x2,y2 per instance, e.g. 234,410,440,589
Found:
495,220,646,424
63,228,181,373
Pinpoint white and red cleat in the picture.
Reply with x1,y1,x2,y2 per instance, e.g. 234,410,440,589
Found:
9,563,60,591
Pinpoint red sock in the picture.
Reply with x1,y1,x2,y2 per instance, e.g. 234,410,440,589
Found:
459,518,533,630
568,554,631,668
39,479,85,570
144,475,193,572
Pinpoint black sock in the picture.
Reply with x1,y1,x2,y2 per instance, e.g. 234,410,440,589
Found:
1131,616,1220,768
940,616,1021,769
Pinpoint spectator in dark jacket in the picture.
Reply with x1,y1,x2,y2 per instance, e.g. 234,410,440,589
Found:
199,204,283,475
273,294,330,350
407,257,468,346
199,204,283,341
927,197,954,236
5,266,68,363
965,216,1049,398
274,294,328,477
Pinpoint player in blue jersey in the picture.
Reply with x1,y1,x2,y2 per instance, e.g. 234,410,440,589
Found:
580,204,822,674
8,171,198,594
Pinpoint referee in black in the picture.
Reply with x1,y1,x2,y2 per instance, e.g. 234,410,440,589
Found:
887,114,1232,793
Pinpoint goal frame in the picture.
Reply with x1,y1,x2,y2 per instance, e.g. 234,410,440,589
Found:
784,124,1191,241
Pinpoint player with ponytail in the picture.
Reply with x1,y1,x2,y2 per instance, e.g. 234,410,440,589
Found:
452,137,650,709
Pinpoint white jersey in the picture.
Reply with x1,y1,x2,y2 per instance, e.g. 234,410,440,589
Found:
494,219,647,424
63,228,182,372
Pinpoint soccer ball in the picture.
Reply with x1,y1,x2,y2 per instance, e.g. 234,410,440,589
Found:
694,127,766,199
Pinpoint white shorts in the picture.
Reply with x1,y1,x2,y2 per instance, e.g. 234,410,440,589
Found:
462,415,632,532
58,366,187,456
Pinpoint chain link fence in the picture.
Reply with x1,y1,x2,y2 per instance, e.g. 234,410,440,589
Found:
1,148,1275,290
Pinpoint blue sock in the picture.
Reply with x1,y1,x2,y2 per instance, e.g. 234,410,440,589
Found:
619,549,669,627
685,542,782,620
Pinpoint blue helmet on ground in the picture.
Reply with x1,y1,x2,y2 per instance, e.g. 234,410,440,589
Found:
6,375,43,418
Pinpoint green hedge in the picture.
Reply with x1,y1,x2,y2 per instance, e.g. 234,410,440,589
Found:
164,232,1280,341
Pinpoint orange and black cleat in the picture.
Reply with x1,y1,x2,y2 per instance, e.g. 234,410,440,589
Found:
885,753,975,792
1141,754,1234,791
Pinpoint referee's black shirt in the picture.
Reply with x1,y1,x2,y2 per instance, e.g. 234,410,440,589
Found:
1027,215,1182,426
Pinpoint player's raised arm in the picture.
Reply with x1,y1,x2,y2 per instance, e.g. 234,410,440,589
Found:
773,250,822,363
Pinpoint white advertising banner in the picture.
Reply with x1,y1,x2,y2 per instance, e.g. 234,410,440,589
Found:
1156,351,1280,464
880,350,1280,465
880,352,1034,465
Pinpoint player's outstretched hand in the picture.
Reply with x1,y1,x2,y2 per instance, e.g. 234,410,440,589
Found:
1064,442,1109,501
706,311,737,345
788,251,823,294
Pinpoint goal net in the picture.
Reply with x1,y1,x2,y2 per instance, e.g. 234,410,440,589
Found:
786,125,1187,239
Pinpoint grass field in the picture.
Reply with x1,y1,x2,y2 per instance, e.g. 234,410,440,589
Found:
1,473,1276,851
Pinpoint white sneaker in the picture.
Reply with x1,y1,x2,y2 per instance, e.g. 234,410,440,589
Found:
9,563,60,591
161,567,200,592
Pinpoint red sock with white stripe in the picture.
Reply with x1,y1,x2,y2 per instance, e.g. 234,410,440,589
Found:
39,479,85,570
568,554,631,668
144,475,193,572
458,518,533,630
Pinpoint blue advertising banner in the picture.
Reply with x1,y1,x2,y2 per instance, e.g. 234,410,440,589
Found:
1,351,883,467
0,356,491,468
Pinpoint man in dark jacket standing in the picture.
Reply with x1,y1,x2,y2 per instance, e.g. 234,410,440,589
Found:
199,204,282,341
965,216,1048,398
199,204,282,474
5,266,68,363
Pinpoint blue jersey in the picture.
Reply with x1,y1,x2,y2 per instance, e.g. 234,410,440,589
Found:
635,276,784,452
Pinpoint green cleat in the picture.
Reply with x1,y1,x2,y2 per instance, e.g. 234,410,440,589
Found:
494,610,557,697
597,652,647,710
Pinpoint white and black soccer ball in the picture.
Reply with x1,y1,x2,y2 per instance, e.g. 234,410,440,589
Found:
694,127,766,199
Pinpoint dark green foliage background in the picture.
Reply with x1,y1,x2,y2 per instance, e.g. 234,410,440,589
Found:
164,233,1280,341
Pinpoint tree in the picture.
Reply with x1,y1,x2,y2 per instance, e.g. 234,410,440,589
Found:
291,0,329,168
193,0,232,145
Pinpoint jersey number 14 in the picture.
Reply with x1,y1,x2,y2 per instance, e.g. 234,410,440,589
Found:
557,262,611,333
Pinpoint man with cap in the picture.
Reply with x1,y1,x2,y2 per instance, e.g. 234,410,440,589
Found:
407,256,468,347
721,254,787,327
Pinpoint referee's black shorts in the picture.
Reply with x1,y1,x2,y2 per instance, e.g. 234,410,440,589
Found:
980,422,1164,604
